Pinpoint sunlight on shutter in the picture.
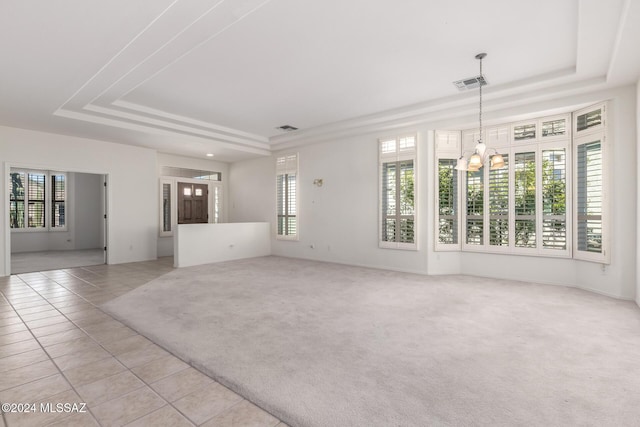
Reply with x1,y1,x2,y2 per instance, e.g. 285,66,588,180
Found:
489,155,509,246
438,159,458,244
466,169,483,245
514,152,536,248
542,150,566,250
577,141,602,252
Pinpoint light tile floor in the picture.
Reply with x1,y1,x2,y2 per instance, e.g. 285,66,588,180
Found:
0,258,288,427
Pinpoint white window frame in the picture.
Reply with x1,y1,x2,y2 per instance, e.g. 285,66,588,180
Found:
9,169,68,232
379,134,418,250
276,153,299,241
572,103,609,264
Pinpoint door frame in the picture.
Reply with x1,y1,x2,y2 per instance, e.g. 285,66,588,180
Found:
158,176,221,237
2,161,109,276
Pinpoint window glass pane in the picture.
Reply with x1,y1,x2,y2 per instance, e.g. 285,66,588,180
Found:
10,172,26,229
214,186,220,224
577,141,602,252
381,160,415,244
489,155,509,246
438,159,458,244
162,183,171,232
195,188,203,196
277,173,297,237
542,119,566,137
542,150,566,249
577,109,602,132
161,167,221,181
380,139,396,154
466,169,483,245
514,152,536,247
277,174,286,235
382,162,397,242
514,124,536,141
399,160,414,244
183,187,192,196
399,136,415,151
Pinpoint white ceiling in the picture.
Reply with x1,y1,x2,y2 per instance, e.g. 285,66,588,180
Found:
1,0,639,162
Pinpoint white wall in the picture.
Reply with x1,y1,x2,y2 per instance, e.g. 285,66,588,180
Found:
73,172,103,250
156,153,230,257
10,172,103,253
1,126,158,276
174,222,270,268
637,78,640,306
229,84,637,300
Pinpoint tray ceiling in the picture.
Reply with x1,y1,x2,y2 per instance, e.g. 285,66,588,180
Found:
1,0,639,162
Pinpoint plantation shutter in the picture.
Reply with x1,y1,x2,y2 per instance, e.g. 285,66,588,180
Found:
514,152,536,248
276,154,298,239
10,172,26,229
573,103,608,263
437,159,458,244
576,141,602,253
465,169,483,245
28,173,46,228
51,174,66,228
542,149,566,250
489,154,509,246
379,135,417,249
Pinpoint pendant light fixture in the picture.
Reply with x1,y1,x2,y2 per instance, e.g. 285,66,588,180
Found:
455,53,505,171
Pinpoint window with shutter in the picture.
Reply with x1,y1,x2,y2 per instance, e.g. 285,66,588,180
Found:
576,141,603,252
573,103,608,263
436,104,607,263
9,170,67,231
28,173,46,228
489,154,509,246
542,149,566,250
379,135,417,249
514,152,536,248
437,159,458,244
465,169,483,245
276,153,298,240
51,174,66,228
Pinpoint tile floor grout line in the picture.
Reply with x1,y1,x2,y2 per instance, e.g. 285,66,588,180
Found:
3,265,176,427
0,283,84,426
3,258,284,427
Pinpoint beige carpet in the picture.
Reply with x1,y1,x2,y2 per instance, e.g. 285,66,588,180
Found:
102,256,640,427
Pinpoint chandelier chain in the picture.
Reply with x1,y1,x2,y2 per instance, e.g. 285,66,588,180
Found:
479,55,483,144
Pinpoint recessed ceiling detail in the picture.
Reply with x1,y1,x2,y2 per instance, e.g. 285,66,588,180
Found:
1,0,638,162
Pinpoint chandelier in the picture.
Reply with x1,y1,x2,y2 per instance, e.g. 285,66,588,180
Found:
455,53,505,171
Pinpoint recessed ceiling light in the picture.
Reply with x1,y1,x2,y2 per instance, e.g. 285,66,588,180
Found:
206,153,214,157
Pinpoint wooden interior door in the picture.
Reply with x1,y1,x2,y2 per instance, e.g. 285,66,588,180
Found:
177,182,208,224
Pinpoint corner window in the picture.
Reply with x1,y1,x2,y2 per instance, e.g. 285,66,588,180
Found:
435,103,609,264
379,135,417,249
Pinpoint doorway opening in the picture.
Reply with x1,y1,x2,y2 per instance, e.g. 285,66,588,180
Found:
9,169,107,274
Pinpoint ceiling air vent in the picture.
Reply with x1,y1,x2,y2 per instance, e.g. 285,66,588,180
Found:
453,75,487,91
276,125,298,132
